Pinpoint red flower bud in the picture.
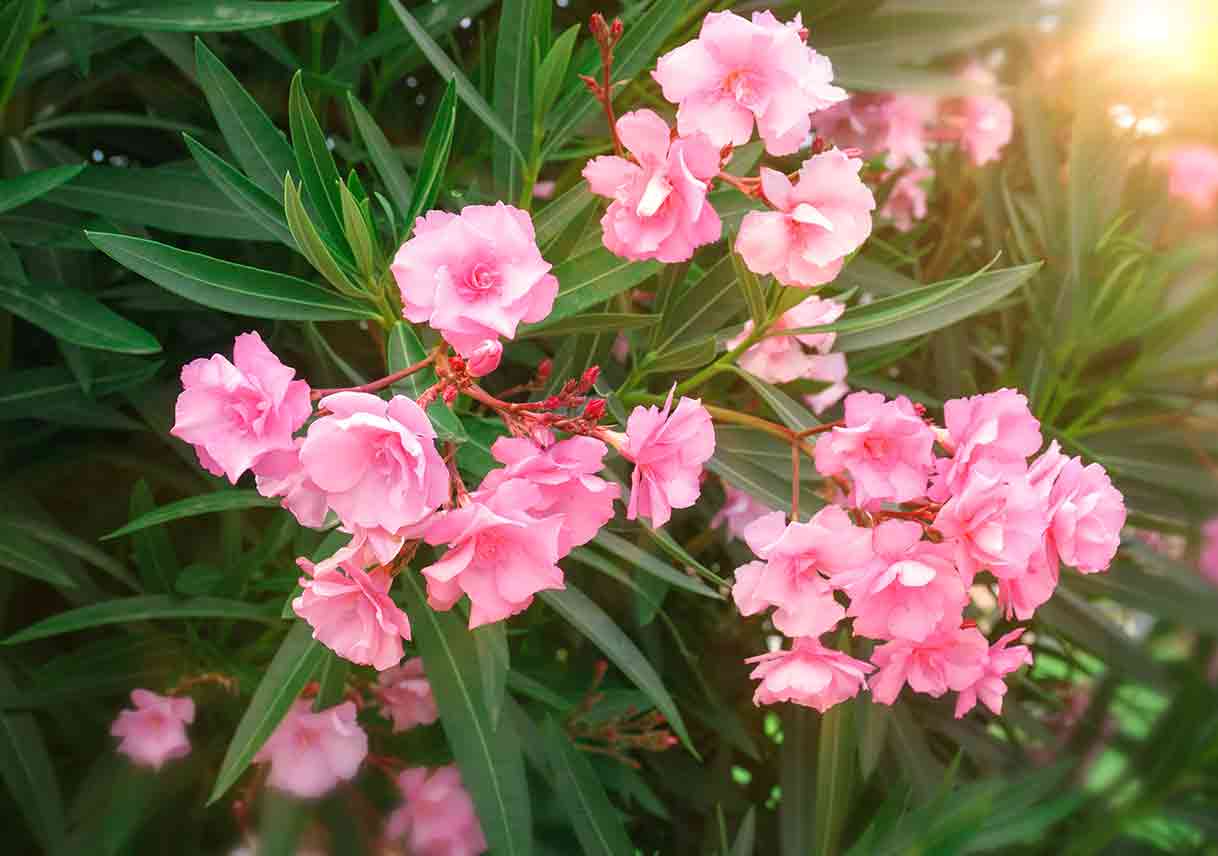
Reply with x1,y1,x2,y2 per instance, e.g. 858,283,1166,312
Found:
536,358,553,380
583,398,607,420
442,386,458,405
580,365,600,391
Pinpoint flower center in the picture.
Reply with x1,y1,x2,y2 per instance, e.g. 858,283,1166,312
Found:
724,69,763,110
463,262,500,297
475,530,506,563
635,173,673,218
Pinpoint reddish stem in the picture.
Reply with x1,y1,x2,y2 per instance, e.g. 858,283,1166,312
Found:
311,352,436,400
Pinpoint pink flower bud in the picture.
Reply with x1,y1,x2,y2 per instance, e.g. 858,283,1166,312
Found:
583,398,607,421
466,340,502,378
580,365,600,391
442,385,458,406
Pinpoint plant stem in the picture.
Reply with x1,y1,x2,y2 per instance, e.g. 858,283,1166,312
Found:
310,352,436,399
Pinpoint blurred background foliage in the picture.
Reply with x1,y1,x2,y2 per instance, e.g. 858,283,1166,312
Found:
0,0,1217,854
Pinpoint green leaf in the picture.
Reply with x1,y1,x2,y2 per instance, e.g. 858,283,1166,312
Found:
313,651,349,711
589,531,719,599
0,663,65,852
730,247,769,328
346,93,413,220
0,164,84,215
534,181,594,250
194,38,296,198
81,2,339,31
403,78,457,233
539,584,693,752
208,621,326,803
386,321,465,441
474,621,509,730
780,706,815,856
183,134,295,247
283,176,359,294
0,513,137,589
258,791,309,856
399,573,533,856
388,0,524,166
0,524,78,589
815,695,858,856
549,247,661,323
4,595,276,644
102,489,278,540
0,279,161,355
288,71,347,247
129,480,176,592
339,180,376,280
729,368,820,432
492,0,533,200
541,717,634,856
86,232,378,321
520,312,659,338
654,255,745,355
643,335,717,375
0,0,40,112
0,359,160,423
25,111,209,136
731,807,757,856
536,24,578,121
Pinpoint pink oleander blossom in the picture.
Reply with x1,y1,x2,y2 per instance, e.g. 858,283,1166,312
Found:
954,629,1033,718
712,482,773,542
171,332,311,483
731,507,873,637
869,626,989,705
996,544,1060,621
300,392,448,538
421,478,564,628
813,391,936,507
747,637,874,711
110,689,194,770
391,203,558,356
812,93,937,168
736,151,875,288
375,658,439,733
727,296,845,384
881,167,932,231
1044,456,1126,574
466,340,503,378
385,766,488,856
1200,518,1218,585
1164,145,1218,211
478,434,619,557
583,109,721,263
618,392,715,528
293,554,411,671
252,439,328,528
803,352,850,415
254,700,368,799
652,10,845,156
949,63,1013,167
931,388,1042,501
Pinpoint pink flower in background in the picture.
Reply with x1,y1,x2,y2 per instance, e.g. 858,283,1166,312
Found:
300,392,448,538
813,392,936,507
479,434,620,556
881,168,933,231
652,10,845,156
1044,457,1126,574
375,658,439,733
583,109,721,263
392,203,558,356
731,507,873,636
712,482,773,542
736,151,875,288
804,352,851,415
950,63,1013,167
1164,145,1218,211
931,388,1042,501
110,689,194,770
617,392,715,528
422,478,564,627
747,637,874,711
466,340,503,378
933,463,1047,580
255,700,368,799
728,296,845,384
841,520,966,642
385,766,488,856
293,555,411,671
172,332,311,483
869,626,989,705
954,629,1033,718
252,440,328,528
812,93,937,167
1202,518,1218,585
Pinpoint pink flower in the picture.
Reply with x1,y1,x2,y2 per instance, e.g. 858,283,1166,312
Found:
293,554,411,671
254,700,368,799
996,545,1059,620
712,483,773,542
812,94,937,168
583,109,721,263
803,353,850,415
1165,145,1218,211
300,392,448,538
841,520,967,643
931,388,1042,501
1202,518,1218,586
727,296,845,384
466,340,503,378
746,637,874,711
954,629,1033,718
385,766,488,856
391,203,558,355
171,332,311,483
869,626,989,705
478,434,619,556
422,478,564,627
949,64,1013,167
375,658,439,733
110,689,194,770
617,392,715,528
736,151,875,288
881,168,932,231
1044,456,1126,574
731,507,872,636
813,391,936,507
252,440,328,528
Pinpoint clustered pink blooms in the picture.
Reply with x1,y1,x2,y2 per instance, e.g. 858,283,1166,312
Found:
1163,144,1218,212
110,689,195,770
733,388,1126,716
880,167,933,232
712,482,773,542
375,657,439,732
254,700,369,799
1202,518,1218,586
385,765,488,856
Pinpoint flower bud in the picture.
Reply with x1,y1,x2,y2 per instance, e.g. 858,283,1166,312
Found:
580,365,600,392
466,340,503,378
442,385,458,405
536,358,553,381
583,399,607,421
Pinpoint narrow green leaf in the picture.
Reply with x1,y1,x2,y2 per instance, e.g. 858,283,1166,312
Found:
102,489,278,540
208,622,326,803
339,180,376,280
313,651,349,711
183,134,295,247
0,663,66,852
194,38,296,198
729,368,820,432
534,180,594,250
0,359,160,422
386,321,465,440
779,706,815,856
25,112,209,136
0,525,78,589
86,232,378,321
399,573,533,856
388,0,524,165
129,480,176,592
731,807,757,856
588,531,719,599
81,2,339,32
492,0,533,199
474,621,509,729
346,93,412,219
288,71,347,246
536,25,579,121
0,280,161,355
730,247,768,328
258,791,309,856
539,584,693,752
643,335,717,375
520,312,658,338
283,176,359,294
549,247,661,323
5,595,276,644
0,513,137,589
654,255,745,355
541,717,634,856
403,79,457,232
0,164,84,214
815,696,858,856
0,0,40,112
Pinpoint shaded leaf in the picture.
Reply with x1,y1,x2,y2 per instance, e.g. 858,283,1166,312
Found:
81,2,339,32
5,595,276,644
102,489,278,540
541,717,634,856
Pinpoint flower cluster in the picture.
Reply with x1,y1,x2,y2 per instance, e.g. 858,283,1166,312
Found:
733,389,1126,716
